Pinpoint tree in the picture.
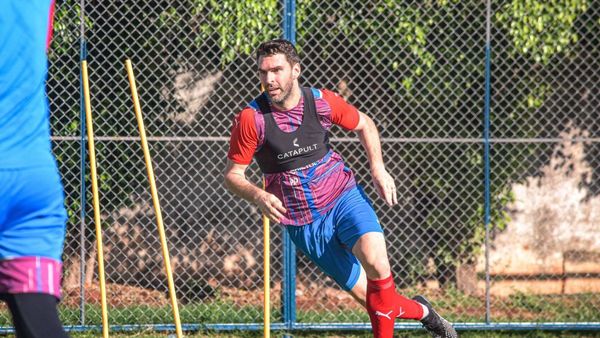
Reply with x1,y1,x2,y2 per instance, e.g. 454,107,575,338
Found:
50,0,599,293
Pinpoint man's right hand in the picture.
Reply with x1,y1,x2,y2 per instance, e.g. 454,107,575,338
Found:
254,191,287,223
223,160,287,223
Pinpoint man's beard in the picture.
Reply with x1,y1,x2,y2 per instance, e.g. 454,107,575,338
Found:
269,80,294,105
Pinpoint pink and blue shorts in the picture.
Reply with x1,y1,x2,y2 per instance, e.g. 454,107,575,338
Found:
0,166,67,298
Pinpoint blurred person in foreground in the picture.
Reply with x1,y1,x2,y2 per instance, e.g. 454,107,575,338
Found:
0,0,69,337
223,39,457,338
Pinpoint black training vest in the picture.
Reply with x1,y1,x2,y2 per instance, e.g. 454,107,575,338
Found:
254,87,330,174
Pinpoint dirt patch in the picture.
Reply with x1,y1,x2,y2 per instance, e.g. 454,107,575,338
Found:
58,281,362,311
61,283,169,308
217,282,362,311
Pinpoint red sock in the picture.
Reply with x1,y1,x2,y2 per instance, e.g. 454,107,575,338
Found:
366,274,424,338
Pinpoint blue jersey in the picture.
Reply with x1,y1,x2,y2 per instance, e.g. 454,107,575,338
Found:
0,0,66,265
0,0,56,169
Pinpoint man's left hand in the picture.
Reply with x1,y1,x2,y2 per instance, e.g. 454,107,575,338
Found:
372,168,398,206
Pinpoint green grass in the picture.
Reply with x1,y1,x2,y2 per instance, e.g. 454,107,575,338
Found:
1,292,598,336
1,301,276,326
72,302,271,326
2,330,597,337
29,293,594,325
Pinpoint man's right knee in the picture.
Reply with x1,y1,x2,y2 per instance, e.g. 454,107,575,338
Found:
366,259,391,278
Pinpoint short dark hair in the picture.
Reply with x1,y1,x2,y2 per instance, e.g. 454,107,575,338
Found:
256,39,300,66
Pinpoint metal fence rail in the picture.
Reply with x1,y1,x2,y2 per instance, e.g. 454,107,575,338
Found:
1,0,599,334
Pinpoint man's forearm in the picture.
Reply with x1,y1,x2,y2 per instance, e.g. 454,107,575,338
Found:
223,172,264,204
357,115,385,173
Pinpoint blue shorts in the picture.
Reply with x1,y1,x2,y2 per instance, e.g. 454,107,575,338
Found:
286,186,382,291
0,167,67,261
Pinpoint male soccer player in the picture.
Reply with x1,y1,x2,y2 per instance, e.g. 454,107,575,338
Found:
223,39,457,338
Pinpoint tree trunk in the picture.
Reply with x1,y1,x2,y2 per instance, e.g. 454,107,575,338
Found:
456,262,478,296
63,256,81,288
85,240,97,286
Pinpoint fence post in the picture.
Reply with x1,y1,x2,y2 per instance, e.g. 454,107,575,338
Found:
483,0,492,325
282,0,297,335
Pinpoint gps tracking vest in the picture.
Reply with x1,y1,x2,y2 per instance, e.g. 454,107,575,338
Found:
254,87,330,174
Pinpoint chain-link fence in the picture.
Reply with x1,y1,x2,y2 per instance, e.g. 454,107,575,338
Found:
2,0,599,334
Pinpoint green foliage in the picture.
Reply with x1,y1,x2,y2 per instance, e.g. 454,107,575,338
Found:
181,0,594,283
192,0,281,65
295,1,443,92
50,1,92,59
47,0,597,290
496,0,588,64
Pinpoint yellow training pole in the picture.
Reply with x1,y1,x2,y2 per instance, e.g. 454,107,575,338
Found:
262,177,270,338
124,59,183,338
81,60,110,338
